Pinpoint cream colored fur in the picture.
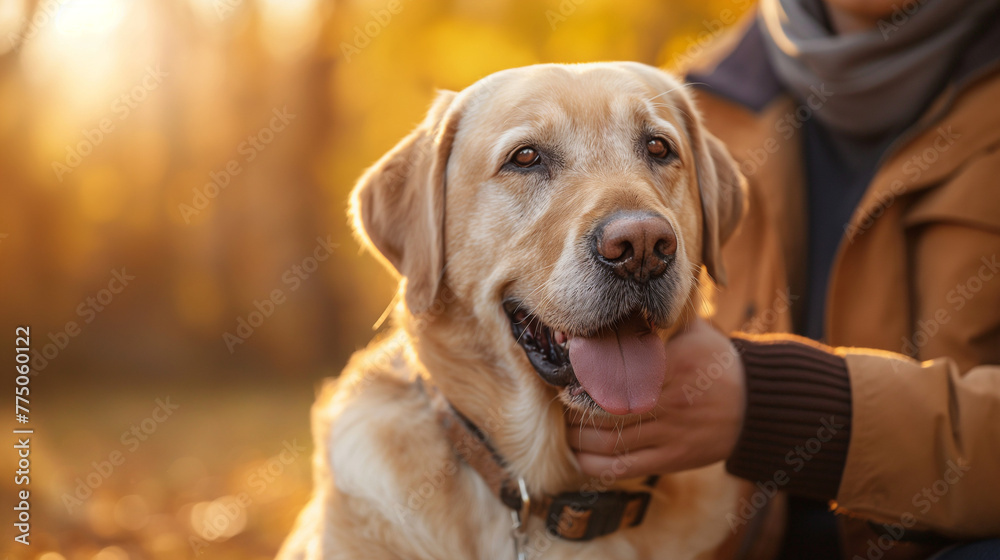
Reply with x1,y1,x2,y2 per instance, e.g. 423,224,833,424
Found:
278,62,748,560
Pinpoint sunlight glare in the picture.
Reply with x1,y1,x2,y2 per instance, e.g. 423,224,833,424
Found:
258,0,321,60
55,0,127,37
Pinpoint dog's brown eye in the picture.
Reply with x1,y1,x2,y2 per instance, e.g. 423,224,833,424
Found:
647,138,671,159
512,147,540,167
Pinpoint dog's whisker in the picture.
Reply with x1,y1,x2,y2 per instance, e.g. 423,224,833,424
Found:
646,85,688,103
511,279,565,347
289,62,750,558
510,262,562,316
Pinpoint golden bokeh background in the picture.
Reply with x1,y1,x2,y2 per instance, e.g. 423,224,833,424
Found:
0,0,751,558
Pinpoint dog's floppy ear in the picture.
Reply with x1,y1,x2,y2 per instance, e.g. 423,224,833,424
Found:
693,131,746,286
350,90,461,314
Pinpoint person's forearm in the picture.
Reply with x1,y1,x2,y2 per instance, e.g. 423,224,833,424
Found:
726,334,853,501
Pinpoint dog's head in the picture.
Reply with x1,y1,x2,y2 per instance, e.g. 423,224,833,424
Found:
352,63,744,417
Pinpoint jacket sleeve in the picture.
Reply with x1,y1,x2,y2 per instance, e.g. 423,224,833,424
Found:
836,350,1000,538
843,190,1000,536
724,333,1000,538
725,335,853,502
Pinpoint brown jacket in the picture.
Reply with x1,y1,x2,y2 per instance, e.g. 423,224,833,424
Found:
691,18,1000,542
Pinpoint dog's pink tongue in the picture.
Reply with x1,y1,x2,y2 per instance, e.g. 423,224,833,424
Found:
568,316,666,415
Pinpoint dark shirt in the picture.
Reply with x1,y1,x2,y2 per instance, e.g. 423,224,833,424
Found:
800,120,891,341
686,13,1000,560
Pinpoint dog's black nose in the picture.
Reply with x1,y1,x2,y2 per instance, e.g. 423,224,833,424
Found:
593,212,676,282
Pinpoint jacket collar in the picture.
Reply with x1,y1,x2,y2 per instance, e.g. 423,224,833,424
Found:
688,11,1000,226
687,19,783,113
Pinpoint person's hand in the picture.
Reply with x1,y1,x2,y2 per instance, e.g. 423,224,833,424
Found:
567,317,746,478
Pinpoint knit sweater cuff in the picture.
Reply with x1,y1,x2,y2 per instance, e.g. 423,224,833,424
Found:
725,335,853,501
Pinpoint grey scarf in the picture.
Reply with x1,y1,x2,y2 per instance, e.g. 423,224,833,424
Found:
758,0,1000,138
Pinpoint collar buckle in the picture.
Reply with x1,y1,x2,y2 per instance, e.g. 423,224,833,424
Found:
510,477,530,560
514,477,530,528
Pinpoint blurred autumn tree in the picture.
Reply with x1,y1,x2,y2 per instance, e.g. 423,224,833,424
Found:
0,0,749,386
0,1,756,559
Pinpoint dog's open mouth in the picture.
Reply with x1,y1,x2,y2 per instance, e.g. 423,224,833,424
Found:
503,301,667,415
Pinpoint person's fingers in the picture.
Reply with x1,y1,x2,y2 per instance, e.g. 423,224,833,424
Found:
565,411,643,428
574,447,673,478
566,423,667,454
566,428,623,454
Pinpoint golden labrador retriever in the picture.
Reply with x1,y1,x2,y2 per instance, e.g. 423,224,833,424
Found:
278,62,758,560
